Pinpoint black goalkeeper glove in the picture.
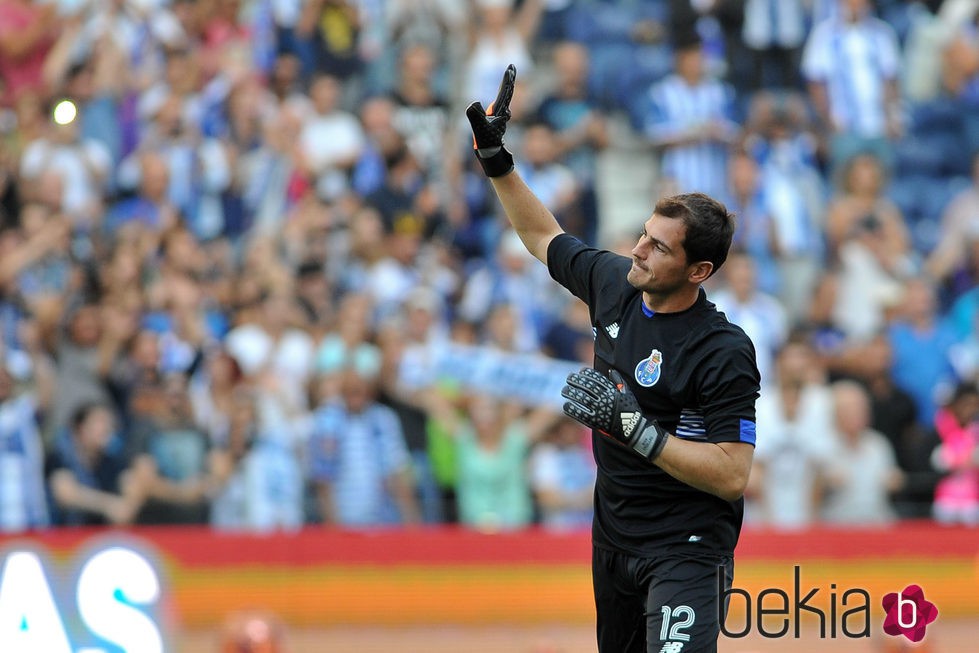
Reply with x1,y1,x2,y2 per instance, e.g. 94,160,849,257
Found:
561,368,669,462
465,64,516,178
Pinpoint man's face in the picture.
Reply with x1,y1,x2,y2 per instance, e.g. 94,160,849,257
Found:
627,214,693,294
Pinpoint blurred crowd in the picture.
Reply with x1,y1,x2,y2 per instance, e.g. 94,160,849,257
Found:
0,0,978,534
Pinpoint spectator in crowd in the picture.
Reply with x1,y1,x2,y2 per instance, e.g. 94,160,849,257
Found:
129,371,212,525
0,357,49,531
307,344,420,526
389,43,451,184
927,150,979,294
821,381,904,525
457,228,555,353
852,333,940,518
463,0,543,108
225,287,316,423
19,101,112,227
190,346,244,446
46,300,130,442
741,0,808,91
529,415,594,531
711,249,788,384
46,401,148,526
0,0,59,106
723,151,781,296
931,381,979,525
515,120,583,240
887,278,959,427
642,30,740,199
535,40,609,245
750,335,835,529
209,386,303,532
828,152,912,342
802,0,904,172
742,91,826,320
426,390,557,532
296,0,363,91
297,72,365,203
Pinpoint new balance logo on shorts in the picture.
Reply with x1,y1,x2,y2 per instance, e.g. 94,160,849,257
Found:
605,322,619,339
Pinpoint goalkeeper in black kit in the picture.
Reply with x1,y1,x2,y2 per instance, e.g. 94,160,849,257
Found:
466,66,761,653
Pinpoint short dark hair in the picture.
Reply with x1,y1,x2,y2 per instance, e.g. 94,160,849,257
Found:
654,193,736,278
70,402,111,432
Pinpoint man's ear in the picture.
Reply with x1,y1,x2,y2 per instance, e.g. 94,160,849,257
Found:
688,261,714,284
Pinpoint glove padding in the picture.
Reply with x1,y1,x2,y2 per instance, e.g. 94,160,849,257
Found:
561,368,669,461
465,64,516,177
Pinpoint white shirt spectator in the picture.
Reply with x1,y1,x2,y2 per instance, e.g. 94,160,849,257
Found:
802,14,901,137
0,394,49,532
821,428,900,524
644,74,739,199
299,110,365,200
308,401,412,526
743,0,807,50
20,138,111,220
754,384,835,529
210,439,304,532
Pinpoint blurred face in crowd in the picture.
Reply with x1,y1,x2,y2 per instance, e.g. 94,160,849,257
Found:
949,389,979,426
129,330,161,371
844,154,884,196
729,154,758,199
271,53,300,97
523,124,558,167
155,95,186,138
841,0,869,22
75,406,116,453
401,44,435,85
469,394,504,441
553,41,589,95
0,367,12,403
724,253,757,302
68,304,102,347
900,279,937,324
310,75,341,115
359,96,396,138
485,302,517,350
862,334,893,378
340,368,376,414
775,341,815,388
833,382,871,441
140,152,170,201
675,46,704,83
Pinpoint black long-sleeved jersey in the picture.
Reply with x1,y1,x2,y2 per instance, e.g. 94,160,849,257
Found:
548,234,761,557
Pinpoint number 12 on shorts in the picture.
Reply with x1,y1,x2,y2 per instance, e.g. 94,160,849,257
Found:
659,604,695,649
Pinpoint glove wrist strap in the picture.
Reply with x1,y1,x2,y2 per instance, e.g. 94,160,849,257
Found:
631,423,668,461
474,146,514,178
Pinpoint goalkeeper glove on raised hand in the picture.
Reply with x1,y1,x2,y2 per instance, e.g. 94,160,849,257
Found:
465,64,516,178
561,368,669,462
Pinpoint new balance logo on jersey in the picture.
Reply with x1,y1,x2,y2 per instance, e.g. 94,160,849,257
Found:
659,643,684,653
605,322,619,339
621,411,640,435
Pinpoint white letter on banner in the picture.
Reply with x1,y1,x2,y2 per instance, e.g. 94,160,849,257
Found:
0,551,73,653
77,546,164,653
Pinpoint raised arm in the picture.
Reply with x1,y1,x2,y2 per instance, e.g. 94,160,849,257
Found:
466,65,564,264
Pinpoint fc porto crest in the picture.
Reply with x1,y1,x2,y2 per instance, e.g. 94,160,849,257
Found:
635,348,663,387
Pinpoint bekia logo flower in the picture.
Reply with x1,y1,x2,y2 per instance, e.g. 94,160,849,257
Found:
881,585,938,642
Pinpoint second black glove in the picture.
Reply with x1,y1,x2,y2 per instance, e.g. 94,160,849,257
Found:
561,367,669,461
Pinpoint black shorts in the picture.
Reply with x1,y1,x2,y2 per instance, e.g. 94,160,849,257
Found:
592,545,734,653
